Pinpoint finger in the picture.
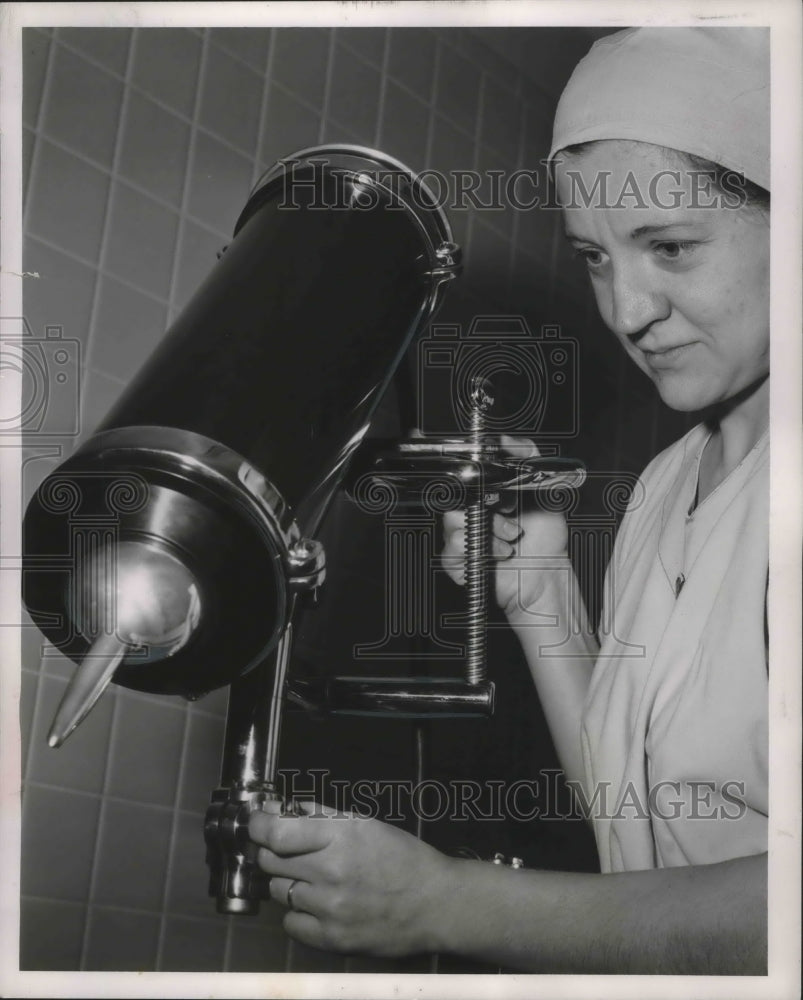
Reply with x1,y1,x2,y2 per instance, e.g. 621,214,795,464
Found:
441,530,466,578
492,537,514,559
282,887,367,954
440,555,465,586
255,846,302,878
249,810,334,855
442,510,465,533
492,514,522,542
256,797,315,817
256,845,342,886
440,549,464,573
270,876,314,912
294,798,348,818
496,496,518,515
283,910,333,952
440,547,464,565
270,876,295,907
441,527,465,554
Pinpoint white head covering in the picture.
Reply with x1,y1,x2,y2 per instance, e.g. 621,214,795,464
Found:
549,27,770,191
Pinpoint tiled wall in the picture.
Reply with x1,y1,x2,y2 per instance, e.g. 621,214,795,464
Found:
20,24,689,973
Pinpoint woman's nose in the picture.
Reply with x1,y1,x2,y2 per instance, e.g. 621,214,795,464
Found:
608,262,669,341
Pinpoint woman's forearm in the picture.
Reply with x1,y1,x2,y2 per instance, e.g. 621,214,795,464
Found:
426,850,767,974
504,559,598,792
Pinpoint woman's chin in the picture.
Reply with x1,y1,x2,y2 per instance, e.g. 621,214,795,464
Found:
653,372,770,417
652,380,711,413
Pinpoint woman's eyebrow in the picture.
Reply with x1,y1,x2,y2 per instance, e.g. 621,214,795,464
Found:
629,222,700,239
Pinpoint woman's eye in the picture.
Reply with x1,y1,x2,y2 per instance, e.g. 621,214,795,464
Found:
654,240,697,260
574,247,604,268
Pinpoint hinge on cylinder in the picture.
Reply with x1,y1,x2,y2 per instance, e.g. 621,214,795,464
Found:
287,537,326,594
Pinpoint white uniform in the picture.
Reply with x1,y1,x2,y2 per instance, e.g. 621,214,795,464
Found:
581,424,769,873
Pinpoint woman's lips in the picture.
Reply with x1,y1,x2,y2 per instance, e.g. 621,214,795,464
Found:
642,343,697,368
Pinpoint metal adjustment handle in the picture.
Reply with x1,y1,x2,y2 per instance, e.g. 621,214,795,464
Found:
464,378,494,686
204,625,295,914
317,424,585,718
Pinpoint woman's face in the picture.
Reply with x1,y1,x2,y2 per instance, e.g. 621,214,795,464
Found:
555,140,770,412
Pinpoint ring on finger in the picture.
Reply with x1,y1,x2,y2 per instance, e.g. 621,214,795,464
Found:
286,879,301,911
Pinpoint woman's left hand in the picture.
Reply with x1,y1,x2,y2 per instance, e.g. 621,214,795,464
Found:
248,801,454,956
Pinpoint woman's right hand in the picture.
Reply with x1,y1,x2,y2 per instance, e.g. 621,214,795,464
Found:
440,437,571,619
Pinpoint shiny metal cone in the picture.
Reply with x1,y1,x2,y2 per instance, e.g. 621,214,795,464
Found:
48,634,127,748
47,539,201,748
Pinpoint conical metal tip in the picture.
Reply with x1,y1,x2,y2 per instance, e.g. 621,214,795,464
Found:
47,634,127,749
48,539,201,746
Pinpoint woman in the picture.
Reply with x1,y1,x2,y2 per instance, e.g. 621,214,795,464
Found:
248,27,770,974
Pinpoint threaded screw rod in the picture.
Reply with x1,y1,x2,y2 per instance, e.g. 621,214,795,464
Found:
464,380,493,685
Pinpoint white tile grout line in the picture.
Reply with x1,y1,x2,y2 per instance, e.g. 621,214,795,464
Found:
285,935,296,974
316,30,336,147
23,891,228,926
154,691,195,969
49,25,528,121
372,29,390,151
25,229,174,308
21,656,52,793
208,29,269,77
154,26,212,970
423,42,438,179
22,777,206,813
336,30,385,72
19,125,154,205
81,46,136,380
248,28,276,192
24,67,536,242
21,28,55,238
163,28,210,328
40,29,543,176
77,26,138,974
